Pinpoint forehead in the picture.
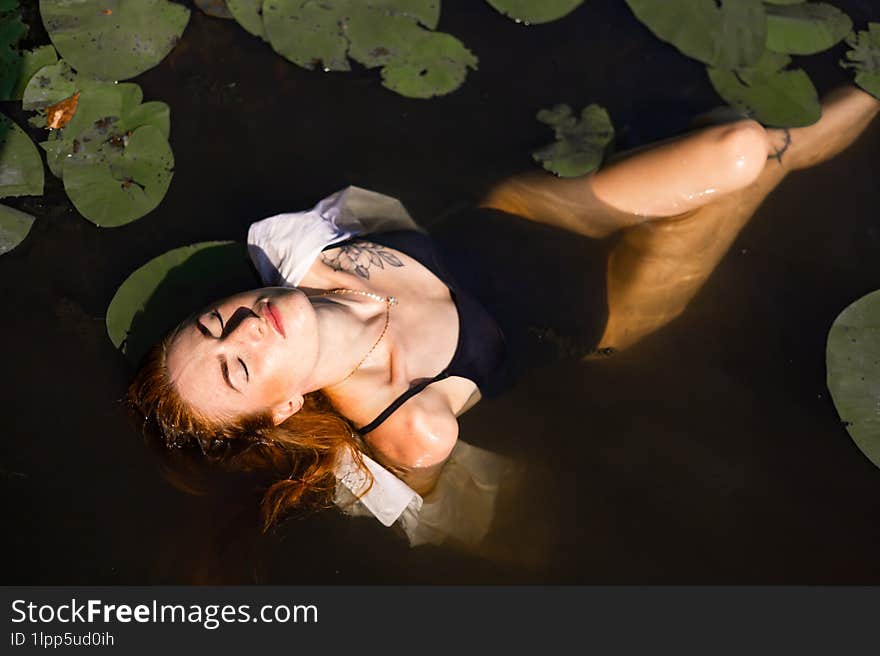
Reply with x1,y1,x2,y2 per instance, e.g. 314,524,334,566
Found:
165,316,238,420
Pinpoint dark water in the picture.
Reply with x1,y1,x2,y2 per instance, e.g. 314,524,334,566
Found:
3,0,880,583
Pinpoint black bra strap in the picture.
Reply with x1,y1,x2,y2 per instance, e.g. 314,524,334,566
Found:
358,371,450,435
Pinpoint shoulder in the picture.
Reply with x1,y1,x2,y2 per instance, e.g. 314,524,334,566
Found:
366,386,459,470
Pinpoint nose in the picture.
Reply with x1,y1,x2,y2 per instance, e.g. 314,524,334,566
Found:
224,307,264,343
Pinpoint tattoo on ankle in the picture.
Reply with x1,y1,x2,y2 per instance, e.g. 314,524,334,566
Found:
767,128,792,164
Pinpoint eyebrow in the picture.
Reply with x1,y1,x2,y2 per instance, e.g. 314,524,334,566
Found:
218,355,240,393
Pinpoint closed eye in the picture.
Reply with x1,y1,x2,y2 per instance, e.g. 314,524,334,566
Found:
211,309,225,333
238,357,249,382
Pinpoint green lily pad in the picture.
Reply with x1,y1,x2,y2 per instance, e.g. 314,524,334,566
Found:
764,1,805,5
532,103,614,178
380,31,478,98
707,50,821,127
0,114,45,198
227,0,267,39
625,0,767,70
21,60,77,114
195,0,234,19
262,0,474,96
485,0,584,25
106,241,258,365
10,45,58,100
40,0,190,81
0,203,35,256
840,23,880,101
0,6,26,100
63,122,174,227
766,2,852,56
826,290,880,471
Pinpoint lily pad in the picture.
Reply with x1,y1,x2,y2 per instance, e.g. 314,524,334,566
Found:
195,0,234,20
840,23,880,100
380,31,478,98
40,0,190,81
0,203,35,256
63,122,174,227
625,0,767,70
707,50,821,127
0,114,45,198
21,60,77,115
10,45,58,100
766,2,852,56
262,0,475,96
227,0,267,39
826,290,880,471
106,241,258,365
485,0,584,25
0,5,26,100
532,103,614,178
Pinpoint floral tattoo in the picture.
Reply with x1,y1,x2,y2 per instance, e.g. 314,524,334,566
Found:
321,240,404,280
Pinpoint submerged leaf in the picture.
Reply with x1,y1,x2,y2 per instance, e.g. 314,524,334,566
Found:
766,2,852,56
826,290,880,471
532,103,614,178
0,203,34,256
63,123,174,227
485,0,584,25
840,23,880,100
625,0,766,70
10,45,58,100
0,6,26,100
40,0,190,81
707,50,820,127
106,241,258,365
0,114,45,198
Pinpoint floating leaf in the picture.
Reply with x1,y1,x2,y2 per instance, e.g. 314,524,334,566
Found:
227,0,267,39
262,0,475,96
826,290,880,471
0,114,45,198
840,23,880,100
532,103,614,178
262,0,351,71
381,32,478,98
485,0,584,25
766,2,852,55
195,0,234,19
40,0,190,81
0,203,34,256
707,50,820,127
106,241,258,365
764,1,805,4
63,122,174,227
625,0,767,70
21,60,77,114
10,45,58,100
0,5,26,99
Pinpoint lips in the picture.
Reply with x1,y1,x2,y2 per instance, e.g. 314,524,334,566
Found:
264,301,286,338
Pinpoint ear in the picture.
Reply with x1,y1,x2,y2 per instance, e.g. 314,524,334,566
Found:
270,394,304,426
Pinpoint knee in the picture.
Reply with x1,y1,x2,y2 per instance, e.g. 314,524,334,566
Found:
714,120,768,190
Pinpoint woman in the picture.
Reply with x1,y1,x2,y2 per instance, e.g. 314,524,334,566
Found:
130,85,880,531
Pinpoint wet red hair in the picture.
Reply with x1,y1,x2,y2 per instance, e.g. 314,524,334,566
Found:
127,329,372,531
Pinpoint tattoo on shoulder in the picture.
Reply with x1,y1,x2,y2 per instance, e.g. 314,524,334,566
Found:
767,128,792,164
321,240,405,280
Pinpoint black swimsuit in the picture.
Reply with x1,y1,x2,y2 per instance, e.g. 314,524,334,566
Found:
322,229,512,435
322,206,611,435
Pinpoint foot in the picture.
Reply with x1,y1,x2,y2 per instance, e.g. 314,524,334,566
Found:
778,84,880,171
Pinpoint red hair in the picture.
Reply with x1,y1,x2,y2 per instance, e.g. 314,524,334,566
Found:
127,329,372,531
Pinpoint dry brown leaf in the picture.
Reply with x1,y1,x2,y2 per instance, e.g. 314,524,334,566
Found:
46,92,81,130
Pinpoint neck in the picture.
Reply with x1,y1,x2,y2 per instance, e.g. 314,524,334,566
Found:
301,292,391,392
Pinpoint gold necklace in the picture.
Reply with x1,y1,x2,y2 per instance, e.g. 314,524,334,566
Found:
313,288,398,383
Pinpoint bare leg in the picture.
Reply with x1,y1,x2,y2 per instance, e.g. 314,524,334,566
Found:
481,86,880,353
